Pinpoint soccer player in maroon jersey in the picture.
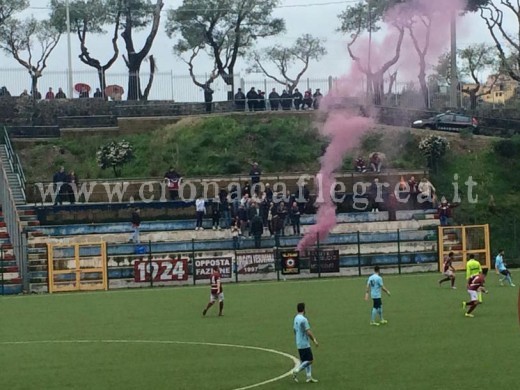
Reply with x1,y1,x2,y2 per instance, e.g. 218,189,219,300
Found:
462,268,488,318
439,252,456,289
202,266,224,316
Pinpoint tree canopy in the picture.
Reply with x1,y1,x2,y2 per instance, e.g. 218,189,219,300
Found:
166,0,285,95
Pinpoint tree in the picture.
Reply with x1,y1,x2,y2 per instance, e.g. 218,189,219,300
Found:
166,0,285,99
459,43,498,110
0,18,61,97
480,1,520,82
120,0,164,101
96,140,134,177
407,13,432,108
418,134,449,173
0,0,28,25
50,0,122,98
249,34,326,93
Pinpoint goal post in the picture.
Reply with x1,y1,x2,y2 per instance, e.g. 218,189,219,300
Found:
438,224,491,272
47,242,108,293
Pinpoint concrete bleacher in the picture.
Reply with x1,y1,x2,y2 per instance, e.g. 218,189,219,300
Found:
0,209,23,294
25,209,440,292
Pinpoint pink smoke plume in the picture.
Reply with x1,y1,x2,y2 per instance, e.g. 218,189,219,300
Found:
296,0,467,252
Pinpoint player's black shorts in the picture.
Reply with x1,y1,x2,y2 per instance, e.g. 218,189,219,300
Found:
500,269,510,276
298,348,313,362
372,298,382,309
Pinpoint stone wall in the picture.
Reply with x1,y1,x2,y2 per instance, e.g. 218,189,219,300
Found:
0,96,235,127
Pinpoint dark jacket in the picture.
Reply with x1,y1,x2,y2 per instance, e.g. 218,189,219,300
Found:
131,211,141,226
250,215,263,236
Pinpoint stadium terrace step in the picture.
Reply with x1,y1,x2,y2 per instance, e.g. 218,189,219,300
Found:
0,284,23,294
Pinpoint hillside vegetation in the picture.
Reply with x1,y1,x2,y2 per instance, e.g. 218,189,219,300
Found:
12,113,520,262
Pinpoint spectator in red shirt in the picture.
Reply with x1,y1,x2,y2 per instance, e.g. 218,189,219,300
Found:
45,87,55,100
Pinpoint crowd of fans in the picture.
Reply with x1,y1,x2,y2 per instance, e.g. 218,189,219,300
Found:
233,87,323,112
1,86,107,100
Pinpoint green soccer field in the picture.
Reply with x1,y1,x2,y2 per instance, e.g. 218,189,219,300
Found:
1,271,519,390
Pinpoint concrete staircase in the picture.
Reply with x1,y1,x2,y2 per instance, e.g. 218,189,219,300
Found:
0,208,23,294
0,145,25,205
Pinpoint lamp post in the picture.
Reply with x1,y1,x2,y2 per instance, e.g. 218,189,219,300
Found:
449,9,458,108
66,0,74,98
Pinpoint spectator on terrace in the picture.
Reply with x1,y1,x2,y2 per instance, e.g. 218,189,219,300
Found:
277,202,288,236
247,202,261,233
257,90,266,111
55,88,67,99
355,156,367,173
369,178,381,212
313,89,323,109
303,89,313,110
369,152,382,173
52,166,67,206
267,202,276,236
230,184,240,217
238,204,248,236
45,88,55,100
20,89,29,98
243,182,251,197
417,178,436,209
260,193,270,227
93,88,103,98
203,84,214,113
129,208,141,243
269,88,280,110
164,167,182,200
234,88,246,111
290,201,301,235
0,86,11,97
280,90,291,110
67,170,79,204
250,213,264,248
407,175,418,208
211,200,221,230
219,189,231,228
32,88,42,100
265,183,274,203
79,87,89,98
250,162,262,193
292,88,303,110
295,184,309,214
272,213,284,247
246,87,258,111
387,193,398,221
195,195,206,230
231,217,241,249
437,196,459,226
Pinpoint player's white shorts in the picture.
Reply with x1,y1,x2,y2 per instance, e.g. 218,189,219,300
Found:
210,292,224,302
444,270,454,277
467,290,478,302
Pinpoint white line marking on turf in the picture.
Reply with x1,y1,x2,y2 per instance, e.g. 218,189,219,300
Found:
0,339,299,390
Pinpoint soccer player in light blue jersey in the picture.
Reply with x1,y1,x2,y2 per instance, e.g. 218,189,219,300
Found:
292,302,319,383
495,249,515,287
365,266,391,326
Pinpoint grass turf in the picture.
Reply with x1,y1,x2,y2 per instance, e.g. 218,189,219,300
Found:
1,271,518,390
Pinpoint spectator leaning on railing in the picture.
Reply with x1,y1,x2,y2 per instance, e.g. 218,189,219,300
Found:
195,195,206,231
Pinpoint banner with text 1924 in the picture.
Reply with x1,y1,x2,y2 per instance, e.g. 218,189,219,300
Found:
195,257,232,280
134,258,189,282
236,252,275,274
309,249,340,273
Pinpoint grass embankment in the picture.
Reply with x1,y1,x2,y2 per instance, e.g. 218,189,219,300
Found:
13,114,520,260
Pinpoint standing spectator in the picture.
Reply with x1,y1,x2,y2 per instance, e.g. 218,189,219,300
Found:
45,87,55,100
268,88,280,110
129,208,141,243
257,90,266,110
292,88,303,110
20,89,29,97
211,200,221,230
280,90,291,110
277,202,288,236
247,202,261,234
204,84,214,113
52,166,67,205
303,89,313,109
313,89,323,109
246,87,258,111
250,214,263,248
437,196,458,226
265,183,274,203
267,202,276,236
93,88,103,98
231,217,241,250
79,87,89,98
417,178,436,209
408,176,418,208
243,182,251,197
67,170,79,204
234,88,246,111
55,88,67,99
237,204,248,236
369,152,382,173
249,162,262,193
290,202,301,235
32,88,42,100
195,195,206,230
0,86,11,97
219,189,231,228
164,167,182,200
272,214,284,247
387,193,398,221
369,178,381,212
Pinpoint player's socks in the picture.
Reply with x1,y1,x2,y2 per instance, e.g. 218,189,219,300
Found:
439,277,449,285
295,361,311,373
377,307,383,322
371,308,377,323
467,303,477,314
506,275,513,286
305,365,312,378
477,291,483,303
219,301,224,316
450,279,455,288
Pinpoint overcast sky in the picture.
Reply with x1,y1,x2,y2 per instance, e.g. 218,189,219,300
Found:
0,0,507,100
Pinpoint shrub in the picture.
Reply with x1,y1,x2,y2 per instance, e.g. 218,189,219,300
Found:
96,140,134,177
493,136,520,158
418,135,450,173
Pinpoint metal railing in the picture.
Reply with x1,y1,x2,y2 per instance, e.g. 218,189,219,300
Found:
0,148,28,291
1,127,26,201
